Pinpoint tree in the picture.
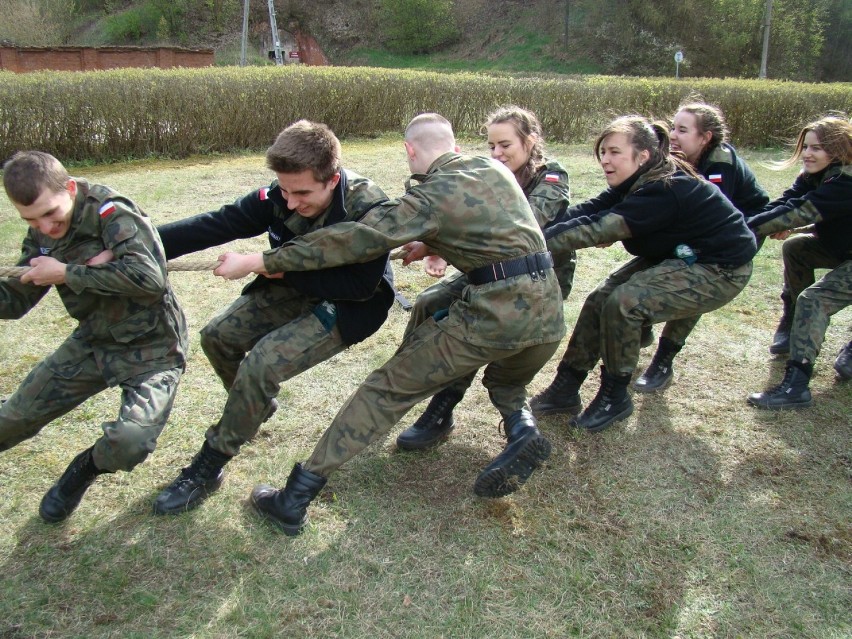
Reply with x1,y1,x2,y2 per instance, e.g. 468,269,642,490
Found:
377,0,458,54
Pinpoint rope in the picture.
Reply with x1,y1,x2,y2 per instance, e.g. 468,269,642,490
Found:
0,251,411,278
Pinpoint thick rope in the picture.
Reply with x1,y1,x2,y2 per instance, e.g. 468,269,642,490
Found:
0,249,410,278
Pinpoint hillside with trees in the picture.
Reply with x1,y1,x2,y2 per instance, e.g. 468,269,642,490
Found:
0,0,849,81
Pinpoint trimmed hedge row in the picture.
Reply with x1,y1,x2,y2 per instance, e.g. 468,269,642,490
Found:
1,66,850,162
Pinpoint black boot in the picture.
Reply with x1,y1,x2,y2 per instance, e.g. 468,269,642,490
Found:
153,441,231,515
770,292,794,355
633,337,682,393
748,361,813,409
39,447,104,523
640,323,655,348
473,409,552,498
834,341,852,380
396,388,464,451
529,367,586,417
251,463,327,536
570,367,633,433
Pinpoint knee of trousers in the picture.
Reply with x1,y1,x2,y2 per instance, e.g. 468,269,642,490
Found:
94,420,161,472
605,288,647,324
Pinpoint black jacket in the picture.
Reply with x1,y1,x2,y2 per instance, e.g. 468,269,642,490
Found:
158,169,395,344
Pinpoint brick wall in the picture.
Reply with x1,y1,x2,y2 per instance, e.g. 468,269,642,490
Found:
0,46,214,73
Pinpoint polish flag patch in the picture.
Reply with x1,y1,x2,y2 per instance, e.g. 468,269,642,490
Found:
708,174,723,184
259,187,270,200
544,173,561,183
98,201,116,218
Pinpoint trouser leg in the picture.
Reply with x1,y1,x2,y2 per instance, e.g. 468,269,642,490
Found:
208,309,348,456
790,260,851,364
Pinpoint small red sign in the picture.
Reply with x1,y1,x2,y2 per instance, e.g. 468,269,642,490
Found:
288,51,300,59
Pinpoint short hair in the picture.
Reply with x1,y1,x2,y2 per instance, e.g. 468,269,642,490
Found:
265,120,341,183
483,105,545,174
404,113,455,155
675,100,729,156
3,151,69,205
782,114,852,168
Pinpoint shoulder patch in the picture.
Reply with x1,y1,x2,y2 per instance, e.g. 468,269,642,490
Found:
708,174,723,184
98,201,116,218
259,187,270,201
544,173,561,183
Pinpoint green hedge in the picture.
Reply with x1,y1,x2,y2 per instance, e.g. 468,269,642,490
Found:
1,66,849,162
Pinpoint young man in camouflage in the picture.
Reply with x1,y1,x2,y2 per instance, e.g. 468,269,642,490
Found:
151,120,395,515
214,113,565,535
0,151,188,523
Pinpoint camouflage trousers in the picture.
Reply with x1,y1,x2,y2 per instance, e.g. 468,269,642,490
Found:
0,335,183,471
304,315,560,477
405,257,577,397
558,257,753,376
200,285,347,457
779,235,852,363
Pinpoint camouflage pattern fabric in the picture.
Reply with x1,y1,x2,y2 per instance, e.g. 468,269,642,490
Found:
779,235,851,363
261,151,565,476
559,256,753,376
0,180,188,470
200,285,347,456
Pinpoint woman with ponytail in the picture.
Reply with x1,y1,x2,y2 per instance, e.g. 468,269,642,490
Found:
532,115,757,434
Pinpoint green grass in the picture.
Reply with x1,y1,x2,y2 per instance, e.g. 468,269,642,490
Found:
0,140,849,638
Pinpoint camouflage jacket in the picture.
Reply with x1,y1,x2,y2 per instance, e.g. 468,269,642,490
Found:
524,159,571,228
748,163,852,260
158,169,395,345
545,170,757,268
697,143,769,222
0,180,188,385
263,152,565,349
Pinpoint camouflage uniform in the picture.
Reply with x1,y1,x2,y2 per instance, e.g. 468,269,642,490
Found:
545,170,756,376
662,143,769,346
157,170,394,457
748,164,852,364
0,181,188,471
262,152,565,476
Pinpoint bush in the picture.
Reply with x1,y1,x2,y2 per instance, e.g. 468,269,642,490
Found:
0,66,848,162
378,0,459,54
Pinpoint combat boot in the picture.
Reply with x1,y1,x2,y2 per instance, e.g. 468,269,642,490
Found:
570,367,633,433
153,441,231,515
251,463,327,536
748,361,813,409
770,293,794,355
529,366,586,417
473,409,551,498
39,447,105,523
633,337,682,393
834,341,852,380
396,388,464,450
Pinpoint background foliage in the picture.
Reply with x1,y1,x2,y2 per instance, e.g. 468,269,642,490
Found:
1,66,850,163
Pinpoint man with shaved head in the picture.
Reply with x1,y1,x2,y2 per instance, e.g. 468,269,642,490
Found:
214,113,565,535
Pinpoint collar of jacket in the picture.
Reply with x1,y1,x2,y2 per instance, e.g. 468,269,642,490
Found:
806,162,846,187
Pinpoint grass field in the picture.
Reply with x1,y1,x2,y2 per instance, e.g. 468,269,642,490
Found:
0,138,849,638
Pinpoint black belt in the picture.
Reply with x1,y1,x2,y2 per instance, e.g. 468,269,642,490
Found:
467,251,554,285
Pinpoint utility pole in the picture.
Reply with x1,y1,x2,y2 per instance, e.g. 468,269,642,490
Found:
268,0,284,65
759,0,773,79
240,0,249,66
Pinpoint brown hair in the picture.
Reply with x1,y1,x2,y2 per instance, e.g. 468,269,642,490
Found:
594,115,702,184
265,120,341,183
2,151,69,205
778,114,852,169
675,99,729,163
483,105,545,179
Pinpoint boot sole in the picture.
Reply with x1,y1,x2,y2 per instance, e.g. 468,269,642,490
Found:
473,435,552,498
747,397,814,410
152,474,224,515
395,424,455,451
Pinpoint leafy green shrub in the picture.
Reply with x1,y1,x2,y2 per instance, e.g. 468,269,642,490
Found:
0,67,848,162
102,2,163,42
378,0,459,54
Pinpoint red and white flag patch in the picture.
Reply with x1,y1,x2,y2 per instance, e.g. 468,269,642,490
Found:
259,187,270,201
98,201,116,218
708,174,723,184
544,173,561,183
